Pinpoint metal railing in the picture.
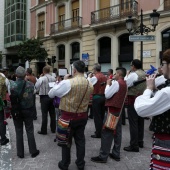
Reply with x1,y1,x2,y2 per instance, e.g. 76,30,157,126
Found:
91,0,138,24
37,30,44,38
164,0,170,10
51,16,82,35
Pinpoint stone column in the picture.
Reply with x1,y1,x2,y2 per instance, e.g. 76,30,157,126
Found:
1,55,6,68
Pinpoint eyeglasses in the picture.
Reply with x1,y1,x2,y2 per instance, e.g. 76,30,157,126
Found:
161,63,168,66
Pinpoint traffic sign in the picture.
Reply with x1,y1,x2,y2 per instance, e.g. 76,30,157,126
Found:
129,35,155,42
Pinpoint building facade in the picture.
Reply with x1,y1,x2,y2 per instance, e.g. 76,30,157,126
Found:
30,0,170,75
0,0,31,71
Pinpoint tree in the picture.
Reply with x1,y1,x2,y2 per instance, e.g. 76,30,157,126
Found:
18,37,48,62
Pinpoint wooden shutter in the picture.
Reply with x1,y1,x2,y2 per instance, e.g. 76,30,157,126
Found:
72,0,79,10
38,13,45,22
58,5,65,16
100,0,110,9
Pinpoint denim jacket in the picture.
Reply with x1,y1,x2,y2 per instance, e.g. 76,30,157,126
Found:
10,79,34,109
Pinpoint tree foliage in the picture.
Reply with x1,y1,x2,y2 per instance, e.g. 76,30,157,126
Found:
18,38,48,62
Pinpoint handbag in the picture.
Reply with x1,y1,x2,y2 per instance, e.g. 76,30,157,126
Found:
104,89,127,130
10,81,26,120
56,80,89,146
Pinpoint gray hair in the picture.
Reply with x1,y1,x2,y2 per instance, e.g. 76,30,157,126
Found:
93,63,101,72
16,66,26,78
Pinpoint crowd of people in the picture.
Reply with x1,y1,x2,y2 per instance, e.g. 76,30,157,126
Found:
0,49,170,170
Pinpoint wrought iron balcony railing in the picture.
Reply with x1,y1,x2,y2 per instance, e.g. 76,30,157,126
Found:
91,1,138,24
51,16,82,35
37,30,44,38
164,0,170,10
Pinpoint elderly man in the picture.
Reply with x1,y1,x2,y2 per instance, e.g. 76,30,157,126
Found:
49,60,93,170
35,66,56,135
134,49,170,169
88,63,107,138
10,66,39,158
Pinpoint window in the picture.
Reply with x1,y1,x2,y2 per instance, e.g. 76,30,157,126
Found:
59,14,65,26
39,0,45,5
165,0,170,10
72,8,79,21
4,0,26,47
72,42,80,59
162,29,170,52
38,13,45,30
58,45,65,60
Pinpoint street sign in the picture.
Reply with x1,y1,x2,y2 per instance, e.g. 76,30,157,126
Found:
129,35,155,42
82,53,89,66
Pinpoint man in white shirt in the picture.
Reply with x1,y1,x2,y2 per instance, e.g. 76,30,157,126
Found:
123,59,146,152
48,60,93,170
35,66,56,135
87,63,107,138
91,67,127,163
134,49,170,170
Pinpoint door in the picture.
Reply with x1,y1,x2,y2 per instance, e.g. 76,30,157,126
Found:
72,0,79,27
120,0,133,16
58,5,65,31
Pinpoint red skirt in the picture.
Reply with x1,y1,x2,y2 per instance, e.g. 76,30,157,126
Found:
150,134,170,170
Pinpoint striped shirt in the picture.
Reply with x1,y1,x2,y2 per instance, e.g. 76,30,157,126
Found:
35,74,56,95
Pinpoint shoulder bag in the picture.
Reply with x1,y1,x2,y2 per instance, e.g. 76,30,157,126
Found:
104,88,128,130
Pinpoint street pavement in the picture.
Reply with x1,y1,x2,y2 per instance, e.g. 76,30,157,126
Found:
2,95,153,170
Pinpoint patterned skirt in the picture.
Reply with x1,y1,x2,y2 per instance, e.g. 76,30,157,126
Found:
150,135,170,170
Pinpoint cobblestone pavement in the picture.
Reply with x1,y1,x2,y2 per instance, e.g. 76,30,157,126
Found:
5,95,153,170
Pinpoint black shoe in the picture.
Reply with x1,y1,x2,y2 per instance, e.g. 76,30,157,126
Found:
31,150,40,158
91,134,101,138
17,155,24,159
138,143,144,148
51,130,55,133
91,156,106,163
37,131,47,135
88,115,93,119
1,138,9,145
33,117,37,120
123,146,139,152
58,161,68,170
109,153,120,161
58,143,62,147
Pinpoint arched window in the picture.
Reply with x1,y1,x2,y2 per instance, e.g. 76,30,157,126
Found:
71,42,80,59
162,29,170,52
58,45,65,60
98,37,111,72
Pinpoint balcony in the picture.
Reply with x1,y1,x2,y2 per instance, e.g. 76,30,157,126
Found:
50,17,82,37
37,30,44,39
91,1,138,29
164,0,170,10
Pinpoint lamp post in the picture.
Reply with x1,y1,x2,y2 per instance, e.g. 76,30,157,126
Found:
126,9,160,68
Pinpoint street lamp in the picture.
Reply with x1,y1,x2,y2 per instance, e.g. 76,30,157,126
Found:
126,9,160,68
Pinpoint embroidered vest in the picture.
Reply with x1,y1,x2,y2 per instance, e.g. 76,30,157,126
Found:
150,81,170,134
105,79,127,108
0,74,7,100
93,72,107,95
59,75,93,113
128,69,146,96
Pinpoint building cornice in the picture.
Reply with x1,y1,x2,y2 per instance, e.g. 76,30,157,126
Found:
30,0,53,12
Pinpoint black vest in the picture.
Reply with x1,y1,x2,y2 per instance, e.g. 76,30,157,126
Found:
150,80,170,134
